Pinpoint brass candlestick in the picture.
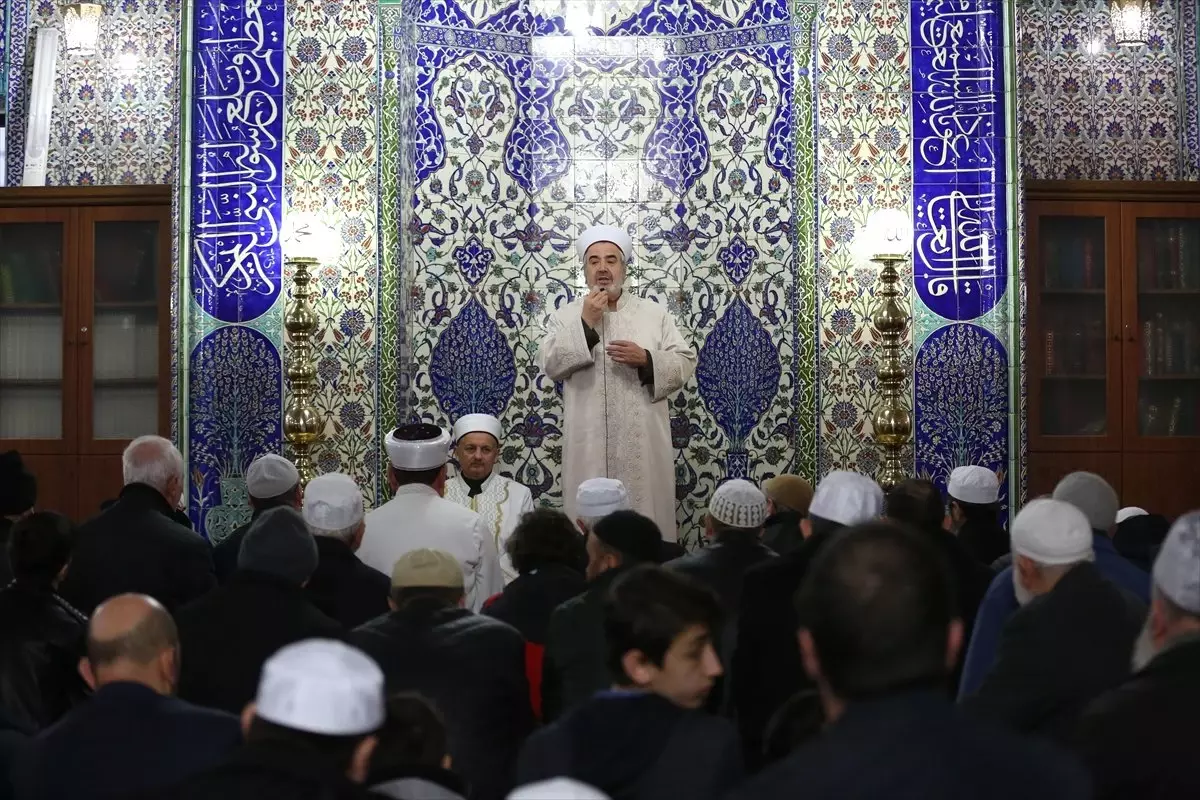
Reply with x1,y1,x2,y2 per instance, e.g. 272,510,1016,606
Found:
284,256,321,486
870,253,913,490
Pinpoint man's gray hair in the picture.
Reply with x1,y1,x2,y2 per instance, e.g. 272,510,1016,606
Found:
308,521,360,543
122,435,184,492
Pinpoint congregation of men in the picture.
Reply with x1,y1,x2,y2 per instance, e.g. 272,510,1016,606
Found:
0,223,1197,799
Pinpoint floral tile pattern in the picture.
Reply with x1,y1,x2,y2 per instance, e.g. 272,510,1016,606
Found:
285,0,382,506
814,0,912,478
1017,0,1184,180
14,0,181,186
380,0,818,546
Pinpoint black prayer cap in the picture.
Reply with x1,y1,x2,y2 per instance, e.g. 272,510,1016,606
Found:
592,510,664,565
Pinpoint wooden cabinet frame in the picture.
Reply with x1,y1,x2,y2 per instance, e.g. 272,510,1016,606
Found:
0,186,171,518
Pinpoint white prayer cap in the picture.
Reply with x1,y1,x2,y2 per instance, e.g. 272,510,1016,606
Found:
303,473,363,531
255,639,384,736
709,479,768,529
245,454,299,499
508,779,611,800
576,225,632,262
1152,511,1200,614
809,471,884,527
1117,507,1149,524
452,413,502,444
1011,498,1094,566
1053,471,1119,532
384,424,451,471
947,465,999,505
576,477,629,519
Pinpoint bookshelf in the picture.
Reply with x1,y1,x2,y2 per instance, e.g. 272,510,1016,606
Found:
1026,182,1200,521
0,187,170,519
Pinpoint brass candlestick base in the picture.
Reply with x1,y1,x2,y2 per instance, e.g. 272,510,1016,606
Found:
284,255,321,486
870,253,913,491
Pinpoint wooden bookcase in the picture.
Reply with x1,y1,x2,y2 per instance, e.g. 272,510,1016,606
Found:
1026,181,1200,520
0,186,171,520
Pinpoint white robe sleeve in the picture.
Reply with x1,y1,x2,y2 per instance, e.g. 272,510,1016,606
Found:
471,514,505,612
518,486,535,517
539,304,596,381
647,307,697,403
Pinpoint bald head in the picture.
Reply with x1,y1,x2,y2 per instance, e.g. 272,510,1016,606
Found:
84,594,179,693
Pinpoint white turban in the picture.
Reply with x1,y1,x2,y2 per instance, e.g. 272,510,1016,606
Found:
576,225,632,262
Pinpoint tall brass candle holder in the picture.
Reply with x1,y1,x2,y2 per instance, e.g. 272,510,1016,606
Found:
284,255,321,486
870,252,913,491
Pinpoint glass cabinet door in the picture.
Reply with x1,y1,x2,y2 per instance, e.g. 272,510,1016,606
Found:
1124,207,1200,448
1029,203,1122,450
0,210,74,447
79,206,169,450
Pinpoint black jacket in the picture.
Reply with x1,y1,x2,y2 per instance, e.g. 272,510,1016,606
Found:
59,484,216,614
145,740,377,800
960,561,1145,740
1072,635,1200,799
761,510,804,555
667,534,776,611
730,689,1091,800
517,691,742,800
540,566,628,723
211,519,252,584
174,571,343,714
305,537,391,629
925,527,994,694
0,518,12,588
13,681,242,800
350,600,533,800
732,527,837,768
484,563,586,644
0,584,88,734
957,516,1009,567
667,535,777,715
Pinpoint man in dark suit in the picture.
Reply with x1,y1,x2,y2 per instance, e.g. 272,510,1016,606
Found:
174,507,342,714
961,498,1145,740
13,594,241,799
1073,511,1200,799
518,565,742,800
667,479,776,715
732,470,884,769
541,504,664,722
731,521,1091,800
211,454,302,583
0,450,37,587
302,473,390,628
884,478,994,695
351,549,533,800
59,436,215,614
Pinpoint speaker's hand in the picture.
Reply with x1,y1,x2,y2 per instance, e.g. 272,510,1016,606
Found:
607,340,648,368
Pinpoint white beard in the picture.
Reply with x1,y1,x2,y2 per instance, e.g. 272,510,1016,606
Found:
1131,621,1159,672
1013,568,1034,606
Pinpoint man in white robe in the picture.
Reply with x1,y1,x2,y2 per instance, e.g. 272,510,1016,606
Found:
539,225,697,541
444,413,535,584
358,423,504,611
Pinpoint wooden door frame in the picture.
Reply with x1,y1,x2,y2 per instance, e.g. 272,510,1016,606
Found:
1026,199,1124,452
75,202,173,455
0,206,80,454
1119,202,1200,452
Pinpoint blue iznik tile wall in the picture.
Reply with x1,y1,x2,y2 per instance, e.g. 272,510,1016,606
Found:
4,0,181,186
910,0,1018,516
380,0,820,544
168,0,1019,540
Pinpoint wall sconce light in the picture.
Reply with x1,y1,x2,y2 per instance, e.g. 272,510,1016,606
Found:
1109,0,1147,48
61,2,103,56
